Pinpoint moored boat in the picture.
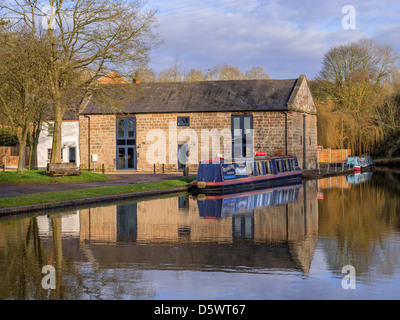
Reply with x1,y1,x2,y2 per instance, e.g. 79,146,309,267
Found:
346,154,374,173
191,152,303,194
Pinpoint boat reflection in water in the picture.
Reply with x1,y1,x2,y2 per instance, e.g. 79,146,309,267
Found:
346,171,373,185
195,184,302,219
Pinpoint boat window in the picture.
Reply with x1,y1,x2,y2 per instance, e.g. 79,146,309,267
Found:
264,161,271,174
247,162,254,176
290,158,296,169
277,160,284,173
283,160,289,171
256,161,264,175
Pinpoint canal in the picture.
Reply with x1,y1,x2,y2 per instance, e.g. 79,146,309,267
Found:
1,167,400,300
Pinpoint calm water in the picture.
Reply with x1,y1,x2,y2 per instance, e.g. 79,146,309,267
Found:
1,167,400,300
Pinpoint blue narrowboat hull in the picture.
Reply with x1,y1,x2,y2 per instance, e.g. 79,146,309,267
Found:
192,173,302,194
191,155,303,195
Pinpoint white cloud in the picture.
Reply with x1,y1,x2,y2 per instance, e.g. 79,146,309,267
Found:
147,0,400,79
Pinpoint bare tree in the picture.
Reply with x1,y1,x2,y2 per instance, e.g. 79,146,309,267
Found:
157,57,183,82
157,68,182,82
0,29,51,173
315,38,398,154
134,66,156,82
184,69,205,82
245,66,270,80
206,63,244,81
319,38,397,87
1,0,159,163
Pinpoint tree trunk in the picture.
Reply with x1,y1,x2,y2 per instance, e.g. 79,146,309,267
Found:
16,128,29,174
50,103,63,163
28,139,39,170
28,121,42,170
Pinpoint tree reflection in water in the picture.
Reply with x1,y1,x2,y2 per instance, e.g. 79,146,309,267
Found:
318,168,400,281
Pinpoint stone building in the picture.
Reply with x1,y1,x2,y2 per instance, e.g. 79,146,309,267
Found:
79,75,317,172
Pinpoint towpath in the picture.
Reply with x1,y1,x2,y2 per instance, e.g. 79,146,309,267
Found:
0,173,187,198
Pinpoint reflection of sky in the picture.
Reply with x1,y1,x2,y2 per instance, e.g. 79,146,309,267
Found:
131,241,400,300
69,240,400,300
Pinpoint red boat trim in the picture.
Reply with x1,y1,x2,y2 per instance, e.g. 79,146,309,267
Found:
194,171,302,187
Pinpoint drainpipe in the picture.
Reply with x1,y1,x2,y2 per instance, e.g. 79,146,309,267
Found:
282,112,288,155
84,115,91,171
303,113,306,169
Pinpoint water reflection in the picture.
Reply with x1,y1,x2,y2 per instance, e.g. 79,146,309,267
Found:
318,169,400,283
2,169,400,299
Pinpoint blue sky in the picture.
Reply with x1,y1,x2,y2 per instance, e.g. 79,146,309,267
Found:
145,0,400,79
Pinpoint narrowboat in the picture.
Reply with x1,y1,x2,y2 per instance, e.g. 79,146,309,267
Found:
345,154,373,173
195,184,301,219
191,152,303,194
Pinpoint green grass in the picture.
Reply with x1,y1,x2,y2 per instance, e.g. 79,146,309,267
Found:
0,170,110,184
0,178,194,209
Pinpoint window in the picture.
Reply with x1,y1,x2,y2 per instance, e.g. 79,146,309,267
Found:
177,116,190,127
283,160,289,171
117,119,125,138
46,123,54,136
277,160,283,173
47,148,63,161
256,161,264,175
247,162,254,176
265,161,271,174
290,158,296,169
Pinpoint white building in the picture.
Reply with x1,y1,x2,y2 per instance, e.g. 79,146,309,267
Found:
37,120,80,169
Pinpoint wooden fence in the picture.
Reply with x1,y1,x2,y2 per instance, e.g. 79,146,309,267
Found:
317,149,351,163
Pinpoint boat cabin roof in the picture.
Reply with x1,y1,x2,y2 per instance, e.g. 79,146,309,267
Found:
202,155,297,164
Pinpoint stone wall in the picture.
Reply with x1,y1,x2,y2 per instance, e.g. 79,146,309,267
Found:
287,112,318,170
79,114,116,170
79,110,317,172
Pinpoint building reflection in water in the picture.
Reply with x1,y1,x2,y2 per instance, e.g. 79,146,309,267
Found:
5,169,400,299
33,181,319,275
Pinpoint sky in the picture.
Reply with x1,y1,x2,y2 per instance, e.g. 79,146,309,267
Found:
145,0,400,80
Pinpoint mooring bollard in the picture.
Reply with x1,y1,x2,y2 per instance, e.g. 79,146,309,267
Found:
162,163,165,174
153,164,156,174
102,164,105,175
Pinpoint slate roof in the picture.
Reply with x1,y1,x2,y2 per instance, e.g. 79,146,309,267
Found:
80,78,300,115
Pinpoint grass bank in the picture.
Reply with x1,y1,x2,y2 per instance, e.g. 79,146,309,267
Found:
0,178,193,209
0,170,110,184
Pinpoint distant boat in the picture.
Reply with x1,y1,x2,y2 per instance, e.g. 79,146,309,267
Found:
191,152,303,194
195,184,301,219
345,154,374,173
